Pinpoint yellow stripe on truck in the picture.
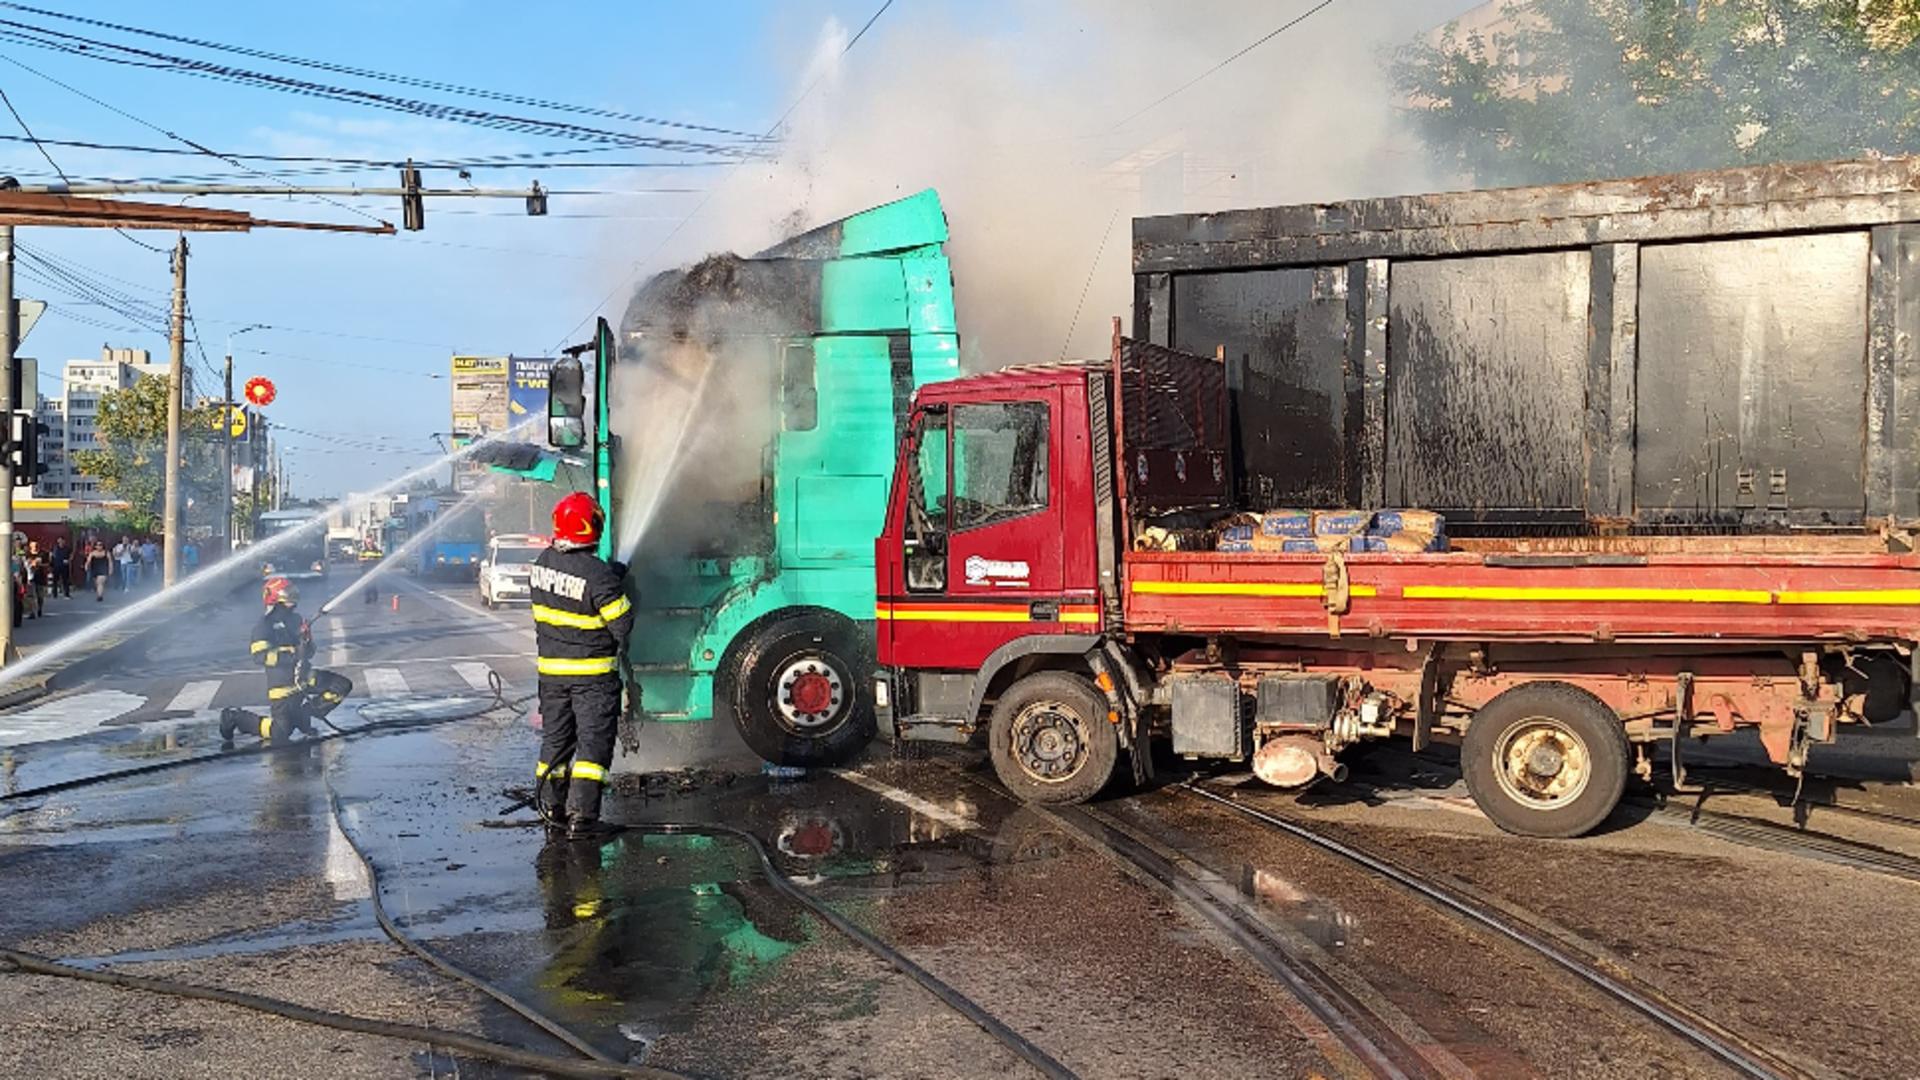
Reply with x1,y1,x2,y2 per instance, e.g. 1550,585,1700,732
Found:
1129,580,1379,599
1402,585,1773,604
876,605,1102,623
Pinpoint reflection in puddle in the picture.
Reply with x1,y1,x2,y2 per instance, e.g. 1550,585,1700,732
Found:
1244,866,1359,950
530,834,804,1033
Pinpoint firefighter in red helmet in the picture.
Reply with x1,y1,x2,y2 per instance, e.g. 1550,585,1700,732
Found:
530,492,633,839
220,576,353,744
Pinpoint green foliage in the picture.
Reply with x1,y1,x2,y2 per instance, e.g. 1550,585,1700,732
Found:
71,375,224,534
1393,0,1920,186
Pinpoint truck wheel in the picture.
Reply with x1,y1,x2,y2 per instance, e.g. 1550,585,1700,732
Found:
986,671,1119,805
1462,682,1629,839
721,612,875,768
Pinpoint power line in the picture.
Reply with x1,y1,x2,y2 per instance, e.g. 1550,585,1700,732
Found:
1110,0,1338,129
0,51,393,228
0,134,730,171
0,2,773,143
0,83,167,252
0,20,765,158
238,346,445,381
548,0,898,352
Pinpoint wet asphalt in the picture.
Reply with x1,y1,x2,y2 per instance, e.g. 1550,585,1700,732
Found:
4,578,1920,1078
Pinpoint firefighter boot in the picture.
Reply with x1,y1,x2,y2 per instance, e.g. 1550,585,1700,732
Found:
218,707,257,746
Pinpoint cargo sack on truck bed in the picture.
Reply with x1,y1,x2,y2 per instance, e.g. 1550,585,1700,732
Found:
1215,508,1449,553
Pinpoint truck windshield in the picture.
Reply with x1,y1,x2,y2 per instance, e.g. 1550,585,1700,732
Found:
949,402,1049,531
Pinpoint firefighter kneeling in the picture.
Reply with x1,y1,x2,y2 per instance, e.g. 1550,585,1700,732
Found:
531,493,634,840
220,576,353,744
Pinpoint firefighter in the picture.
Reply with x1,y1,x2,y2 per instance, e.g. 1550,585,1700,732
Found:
531,492,634,840
220,576,353,744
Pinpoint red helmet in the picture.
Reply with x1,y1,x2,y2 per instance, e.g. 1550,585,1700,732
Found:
263,576,298,608
552,492,604,546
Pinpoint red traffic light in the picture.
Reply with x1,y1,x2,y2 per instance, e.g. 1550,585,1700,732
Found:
244,376,277,407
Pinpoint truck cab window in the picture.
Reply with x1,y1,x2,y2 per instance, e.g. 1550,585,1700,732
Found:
950,402,1049,532
781,341,817,431
905,406,949,592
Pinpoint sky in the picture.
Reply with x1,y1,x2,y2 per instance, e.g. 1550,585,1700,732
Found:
0,0,1481,496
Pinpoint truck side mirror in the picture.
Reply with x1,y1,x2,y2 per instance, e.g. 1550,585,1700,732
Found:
549,355,587,449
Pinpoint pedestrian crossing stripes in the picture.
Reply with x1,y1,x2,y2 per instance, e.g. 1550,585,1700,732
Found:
0,657,535,749
451,662,498,692
362,668,409,697
166,680,222,713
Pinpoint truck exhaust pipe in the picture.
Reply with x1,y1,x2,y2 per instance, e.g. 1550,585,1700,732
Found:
1252,735,1347,789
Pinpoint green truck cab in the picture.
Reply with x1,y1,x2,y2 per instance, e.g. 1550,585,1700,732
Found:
596,189,959,765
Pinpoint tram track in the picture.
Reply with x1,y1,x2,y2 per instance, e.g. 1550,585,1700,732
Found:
1179,781,1812,1080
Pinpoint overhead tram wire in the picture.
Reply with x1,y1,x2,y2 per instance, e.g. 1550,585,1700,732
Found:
0,83,167,253
0,22,766,158
548,0,897,352
0,135,733,171
1109,0,1338,130
0,1,772,144
0,52,393,229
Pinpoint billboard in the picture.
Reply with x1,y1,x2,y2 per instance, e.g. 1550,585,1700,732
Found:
449,355,510,440
508,356,552,428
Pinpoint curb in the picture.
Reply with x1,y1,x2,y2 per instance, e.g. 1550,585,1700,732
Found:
0,569,251,712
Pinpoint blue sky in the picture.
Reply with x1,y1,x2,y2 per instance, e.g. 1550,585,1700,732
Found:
2,0,887,494
2,1,1478,495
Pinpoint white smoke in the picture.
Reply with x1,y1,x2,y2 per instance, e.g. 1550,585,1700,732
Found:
623,1,1459,367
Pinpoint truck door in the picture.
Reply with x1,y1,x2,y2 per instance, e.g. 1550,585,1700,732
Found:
885,391,1072,669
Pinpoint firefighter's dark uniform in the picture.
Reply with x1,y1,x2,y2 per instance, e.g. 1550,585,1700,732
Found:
531,543,633,825
248,605,352,741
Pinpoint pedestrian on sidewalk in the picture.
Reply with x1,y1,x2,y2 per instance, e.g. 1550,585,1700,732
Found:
49,537,70,599
183,538,199,573
114,538,132,591
25,542,47,619
86,541,110,602
10,547,24,627
139,537,157,585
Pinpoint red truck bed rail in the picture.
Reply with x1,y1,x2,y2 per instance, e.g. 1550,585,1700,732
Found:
1124,549,1920,644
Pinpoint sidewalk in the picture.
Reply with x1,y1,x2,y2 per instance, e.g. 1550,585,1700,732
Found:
0,567,239,709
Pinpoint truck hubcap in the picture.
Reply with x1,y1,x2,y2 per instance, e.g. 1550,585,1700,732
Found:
1494,718,1590,809
1010,701,1088,783
774,657,846,733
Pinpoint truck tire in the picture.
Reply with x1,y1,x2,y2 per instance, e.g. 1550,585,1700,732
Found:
1461,682,1629,839
986,671,1119,805
720,612,875,768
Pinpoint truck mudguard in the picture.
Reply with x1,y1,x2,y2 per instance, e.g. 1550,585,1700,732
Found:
966,634,1106,724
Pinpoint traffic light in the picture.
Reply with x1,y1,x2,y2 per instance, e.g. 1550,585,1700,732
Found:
9,410,46,480
526,180,548,217
548,354,586,449
400,159,424,231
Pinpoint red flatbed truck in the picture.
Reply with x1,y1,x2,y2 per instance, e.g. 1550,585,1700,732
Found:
872,326,1919,837
874,156,1920,836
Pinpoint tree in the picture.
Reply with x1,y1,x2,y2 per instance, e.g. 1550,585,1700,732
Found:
72,376,223,535
1393,1,1920,187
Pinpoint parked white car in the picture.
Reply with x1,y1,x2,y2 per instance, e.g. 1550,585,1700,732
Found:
478,534,547,608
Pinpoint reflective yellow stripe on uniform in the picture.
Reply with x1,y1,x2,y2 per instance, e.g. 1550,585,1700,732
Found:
258,717,273,739
249,640,269,654
571,760,608,783
537,655,618,676
268,685,299,700
532,604,605,630
598,595,632,622
535,760,571,780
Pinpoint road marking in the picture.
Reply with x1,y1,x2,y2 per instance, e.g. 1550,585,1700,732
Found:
165,680,222,713
363,667,409,697
451,662,498,691
412,579,535,642
831,769,977,832
327,611,348,669
324,815,371,901
0,690,148,747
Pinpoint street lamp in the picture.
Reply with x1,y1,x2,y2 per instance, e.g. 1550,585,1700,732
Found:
224,323,268,556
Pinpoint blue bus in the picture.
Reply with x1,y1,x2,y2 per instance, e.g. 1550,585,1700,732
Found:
414,498,487,580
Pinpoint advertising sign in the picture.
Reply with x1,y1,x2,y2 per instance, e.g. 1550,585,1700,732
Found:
508,356,553,427
449,355,510,440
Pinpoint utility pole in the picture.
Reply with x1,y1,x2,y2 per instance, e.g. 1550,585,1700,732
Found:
222,324,265,558
0,224,16,662
162,234,187,588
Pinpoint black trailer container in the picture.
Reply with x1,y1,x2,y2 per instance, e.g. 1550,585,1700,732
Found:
1131,157,1920,534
